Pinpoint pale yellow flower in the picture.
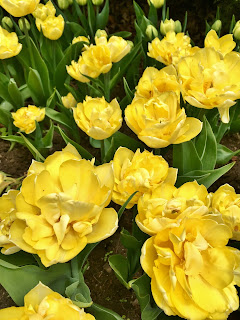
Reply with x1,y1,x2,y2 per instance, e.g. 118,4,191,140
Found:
141,207,240,319
178,47,240,123
0,26,22,59
205,29,236,56
36,15,64,40
0,282,96,319
148,31,198,66
136,181,209,235
210,184,240,240
125,92,202,148
0,0,40,17
32,1,56,20
12,105,45,134
112,147,177,208
62,92,77,109
72,35,89,45
107,36,131,62
7,144,118,267
147,0,164,8
73,96,122,140
160,19,175,36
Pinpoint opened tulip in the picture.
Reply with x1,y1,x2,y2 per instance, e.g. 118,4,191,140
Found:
160,19,176,36
210,184,240,240
0,26,22,59
72,35,90,45
73,96,122,140
107,36,131,62
0,0,40,17
12,105,45,134
136,181,209,235
205,29,235,56
125,92,202,148
148,31,198,66
62,92,77,109
112,147,177,208
178,47,240,123
0,282,96,319
36,15,64,40
6,144,118,267
32,1,56,20
141,207,240,319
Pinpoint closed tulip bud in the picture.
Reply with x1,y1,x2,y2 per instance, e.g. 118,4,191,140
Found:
147,0,165,9
211,19,222,32
76,0,87,5
146,24,158,40
233,26,240,40
174,20,182,33
1,16,13,30
160,18,175,35
18,18,30,31
127,40,134,49
233,20,240,33
92,0,104,5
95,29,108,38
57,0,69,10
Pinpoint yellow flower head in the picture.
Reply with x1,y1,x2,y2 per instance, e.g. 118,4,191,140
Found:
178,47,240,123
148,31,198,66
147,0,165,8
32,1,56,20
12,105,45,134
62,92,77,109
107,35,131,62
0,26,22,59
210,184,240,240
141,207,240,319
72,35,90,45
0,0,40,17
36,15,64,40
125,92,202,148
7,144,118,267
0,190,20,255
136,181,209,235
73,96,122,140
0,282,96,319
135,65,180,100
112,147,178,208
205,29,236,56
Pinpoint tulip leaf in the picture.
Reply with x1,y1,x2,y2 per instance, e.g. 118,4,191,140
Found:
88,303,123,320
66,21,88,37
112,131,145,152
8,78,24,108
87,0,95,38
216,144,240,165
103,136,115,163
1,134,25,145
148,2,158,26
108,254,130,289
123,78,134,104
117,191,138,218
111,31,132,38
0,108,12,129
129,274,162,320
42,121,54,148
96,0,109,30
27,68,46,105
133,1,145,26
46,108,73,130
0,72,15,106
19,133,45,162
72,0,90,34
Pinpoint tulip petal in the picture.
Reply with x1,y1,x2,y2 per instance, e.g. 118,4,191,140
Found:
0,306,25,319
24,282,53,308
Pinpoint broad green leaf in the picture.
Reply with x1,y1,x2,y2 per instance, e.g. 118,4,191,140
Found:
111,31,132,38
19,133,45,161
0,72,15,106
46,108,73,130
0,251,36,267
103,136,115,163
0,108,12,128
112,131,145,152
88,303,123,320
123,78,134,104
1,135,24,145
66,21,88,37
217,144,240,165
72,0,89,33
8,78,24,107
173,140,202,176
96,0,109,30
42,121,54,148
148,2,158,26
108,254,129,289
87,0,95,38
133,1,145,26
90,137,101,148
120,229,141,250
27,68,46,105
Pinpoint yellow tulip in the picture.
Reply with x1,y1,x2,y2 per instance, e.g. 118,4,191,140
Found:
147,0,164,8
0,282,96,319
73,96,122,140
135,65,180,100
178,47,240,123
36,15,64,40
160,19,176,36
72,35,90,45
0,190,20,255
210,184,240,240
125,92,202,148
62,92,77,109
7,144,118,267
148,31,198,66
12,105,45,134
112,147,177,208
0,0,40,17
136,181,209,235
107,36,131,62
205,29,236,56
32,1,56,20
141,207,240,319
0,26,22,59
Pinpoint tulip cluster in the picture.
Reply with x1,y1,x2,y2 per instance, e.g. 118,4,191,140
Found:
67,32,131,82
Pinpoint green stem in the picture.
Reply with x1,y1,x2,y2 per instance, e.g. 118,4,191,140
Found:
22,18,35,69
1,60,10,78
71,256,79,279
104,72,110,102
101,139,105,163
96,5,99,16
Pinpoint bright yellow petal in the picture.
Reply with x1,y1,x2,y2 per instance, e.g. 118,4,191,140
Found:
24,282,53,308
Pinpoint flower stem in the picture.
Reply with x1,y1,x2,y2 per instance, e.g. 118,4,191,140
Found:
104,72,110,102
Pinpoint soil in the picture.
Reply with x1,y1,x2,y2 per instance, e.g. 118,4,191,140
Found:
1,0,240,319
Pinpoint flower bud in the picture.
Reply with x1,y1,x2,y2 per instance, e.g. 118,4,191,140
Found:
95,29,108,38
18,18,30,31
174,20,182,33
160,18,175,35
211,19,222,32
146,24,158,40
233,26,240,41
92,0,104,5
57,0,69,10
147,0,165,9
1,16,13,30
76,0,87,5
127,40,134,49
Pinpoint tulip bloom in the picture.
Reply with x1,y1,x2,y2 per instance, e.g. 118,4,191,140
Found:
62,92,77,109
204,29,236,56
0,0,40,17
0,26,22,59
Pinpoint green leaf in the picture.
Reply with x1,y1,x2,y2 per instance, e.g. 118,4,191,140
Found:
173,140,202,176
110,31,132,38
8,78,24,107
66,21,88,37
19,133,45,161
108,254,129,289
123,78,134,104
117,191,138,218
72,0,90,33
112,131,145,152
103,136,115,163
183,11,188,33
0,108,12,128
148,2,158,26
1,135,24,145
96,0,109,30
88,303,123,320
217,144,240,165
133,1,145,26
130,274,162,320
87,0,95,38
45,108,73,130
42,121,54,148
27,68,46,105
0,72,15,106
195,116,217,170
90,137,101,148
